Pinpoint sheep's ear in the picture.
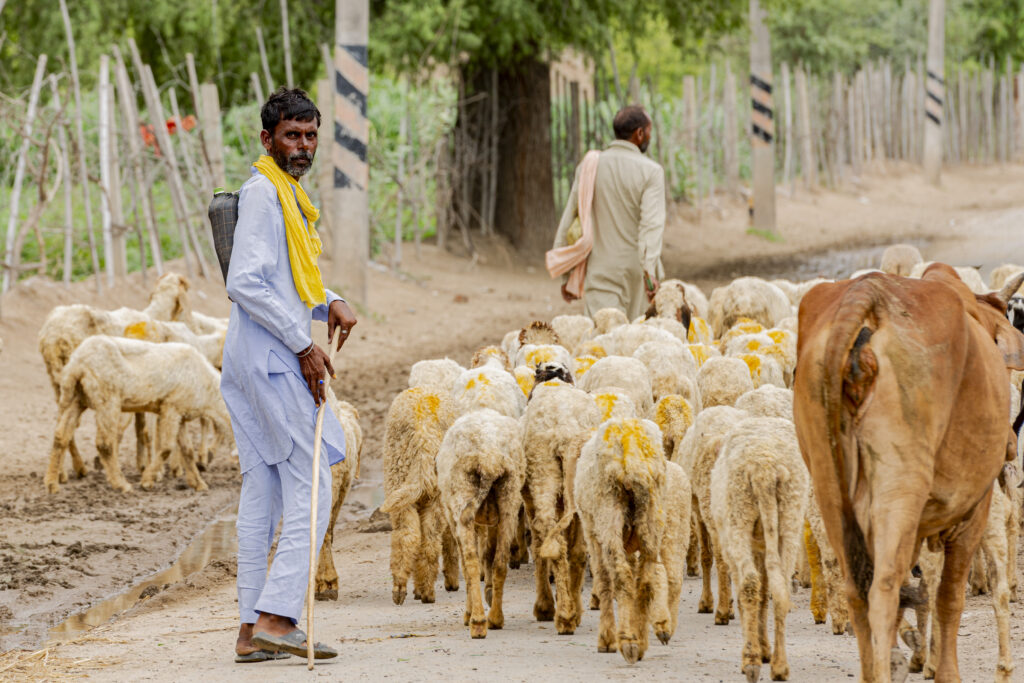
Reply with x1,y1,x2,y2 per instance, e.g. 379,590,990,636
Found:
644,302,658,319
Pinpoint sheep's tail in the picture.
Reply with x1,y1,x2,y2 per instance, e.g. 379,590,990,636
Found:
752,469,789,613
379,401,444,514
458,449,506,528
820,277,880,604
539,435,585,560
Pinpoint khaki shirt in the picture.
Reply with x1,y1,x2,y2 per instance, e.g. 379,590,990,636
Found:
553,140,666,319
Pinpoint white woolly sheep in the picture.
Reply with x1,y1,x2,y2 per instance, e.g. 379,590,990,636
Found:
697,356,755,409
735,353,786,389
688,316,714,344
775,316,798,333
686,342,720,369
734,384,793,420
521,381,601,633
451,359,526,418
633,340,697,403
513,365,535,397
673,280,710,320
646,280,692,328
591,386,640,421
652,394,695,461
45,336,232,494
575,417,671,663
708,277,791,336
676,405,747,621
516,343,573,372
709,417,809,682
593,307,629,334
804,486,850,635
551,314,595,353
121,319,226,369
659,460,692,638
501,329,521,363
990,263,1024,291
315,394,364,600
572,355,599,382
437,409,525,639
379,387,459,605
880,243,924,276
605,323,682,357
642,316,690,345
909,261,988,294
579,355,654,416
408,358,465,392
471,345,510,370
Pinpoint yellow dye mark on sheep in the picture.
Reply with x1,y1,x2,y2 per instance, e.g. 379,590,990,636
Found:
515,371,534,397
594,393,619,420
767,329,789,345
743,339,762,352
739,353,762,380
687,317,710,343
465,372,491,391
574,356,597,378
654,396,693,434
525,347,555,368
412,391,441,422
578,342,607,359
688,345,711,368
124,321,149,339
603,419,658,477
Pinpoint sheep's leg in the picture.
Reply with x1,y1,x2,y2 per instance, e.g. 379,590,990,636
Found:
133,413,150,474
176,422,208,492
68,438,88,479
589,534,617,653
94,407,132,493
441,521,460,591
315,464,346,601
526,503,555,621
196,417,212,472
697,508,715,614
980,516,1013,683
770,568,791,681
510,504,528,569
919,550,942,680
566,517,587,629
388,507,420,605
455,519,487,638
606,544,640,664
686,514,700,577
738,562,764,683
805,522,827,624
413,503,443,604
648,561,672,648
822,547,851,635
1006,498,1019,602
756,552,771,663
45,400,87,494
968,549,989,595
712,532,734,624
479,523,496,606
632,555,659,661
588,531,603,611
487,481,518,631
139,411,179,490
658,524,687,637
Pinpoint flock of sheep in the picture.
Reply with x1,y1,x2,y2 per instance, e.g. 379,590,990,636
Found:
29,245,1024,680
379,243,1023,680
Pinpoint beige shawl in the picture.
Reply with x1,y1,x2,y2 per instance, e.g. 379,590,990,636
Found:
545,150,600,298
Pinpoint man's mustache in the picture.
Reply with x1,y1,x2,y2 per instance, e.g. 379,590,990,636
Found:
289,150,313,164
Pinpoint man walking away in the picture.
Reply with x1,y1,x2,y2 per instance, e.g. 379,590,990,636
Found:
552,105,666,320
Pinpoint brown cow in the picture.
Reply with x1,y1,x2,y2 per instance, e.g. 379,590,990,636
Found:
792,264,1024,683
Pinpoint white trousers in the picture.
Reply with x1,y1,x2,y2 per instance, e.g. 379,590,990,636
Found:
236,436,331,625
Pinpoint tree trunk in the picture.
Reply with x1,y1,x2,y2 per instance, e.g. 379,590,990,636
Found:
448,58,555,258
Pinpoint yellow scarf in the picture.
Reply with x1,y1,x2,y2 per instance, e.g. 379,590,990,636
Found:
252,155,325,308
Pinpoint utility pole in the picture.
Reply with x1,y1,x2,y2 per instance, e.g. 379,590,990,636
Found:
332,0,369,306
749,0,776,234
923,0,945,185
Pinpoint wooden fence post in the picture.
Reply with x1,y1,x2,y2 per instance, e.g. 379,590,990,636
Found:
1,54,47,298
113,47,163,276
780,62,793,193
923,0,945,184
795,65,816,189
200,83,226,190
49,76,75,286
723,65,740,196
683,75,697,196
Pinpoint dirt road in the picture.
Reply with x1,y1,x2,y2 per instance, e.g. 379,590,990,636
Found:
2,163,1024,679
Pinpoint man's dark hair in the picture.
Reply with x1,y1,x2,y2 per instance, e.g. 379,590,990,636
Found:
612,105,651,140
261,87,321,134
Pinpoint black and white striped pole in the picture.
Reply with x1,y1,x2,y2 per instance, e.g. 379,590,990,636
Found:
923,0,945,185
332,0,369,306
749,0,776,234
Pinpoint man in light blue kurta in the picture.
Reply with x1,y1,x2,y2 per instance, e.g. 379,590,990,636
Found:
222,88,356,662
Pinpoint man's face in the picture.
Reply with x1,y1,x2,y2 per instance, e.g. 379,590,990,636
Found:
260,117,318,179
638,124,652,154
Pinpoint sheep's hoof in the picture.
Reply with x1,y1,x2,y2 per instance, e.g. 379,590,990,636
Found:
139,478,155,491
469,620,487,639
509,558,521,570
923,663,936,679
743,663,761,683
484,586,492,605
444,580,459,592
714,612,731,626
192,480,209,493
392,587,406,605
45,480,60,494
770,662,789,680
597,641,617,653
899,625,922,652
686,567,699,578
589,593,600,610
619,639,640,665
316,588,338,601
533,602,554,621
831,621,848,636
890,647,910,683
908,655,924,674
413,589,422,600
118,483,133,493
487,613,504,630
811,612,827,625
196,460,207,472
555,615,575,635
58,469,68,484
419,592,435,604
697,599,713,614
655,629,671,645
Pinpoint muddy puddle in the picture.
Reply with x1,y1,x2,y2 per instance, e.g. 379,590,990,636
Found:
45,462,385,645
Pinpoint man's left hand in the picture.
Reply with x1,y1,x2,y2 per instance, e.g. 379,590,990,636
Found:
327,300,357,351
644,272,660,303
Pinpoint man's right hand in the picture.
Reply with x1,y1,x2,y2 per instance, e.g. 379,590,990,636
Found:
297,343,335,406
561,283,580,304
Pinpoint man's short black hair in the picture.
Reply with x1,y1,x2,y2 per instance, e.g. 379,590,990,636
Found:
613,105,651,140
261,87,321,134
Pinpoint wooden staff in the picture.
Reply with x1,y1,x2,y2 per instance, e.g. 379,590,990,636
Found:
307,326,342,670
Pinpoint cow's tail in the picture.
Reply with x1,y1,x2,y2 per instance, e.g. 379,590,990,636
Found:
822,282,879,604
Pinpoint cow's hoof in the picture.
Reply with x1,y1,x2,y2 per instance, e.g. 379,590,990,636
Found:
744,664,761,683
619,640,640,665
469,620,487,639
316,588,338,601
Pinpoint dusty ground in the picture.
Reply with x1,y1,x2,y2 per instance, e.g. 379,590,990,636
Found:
1,163,1024,680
